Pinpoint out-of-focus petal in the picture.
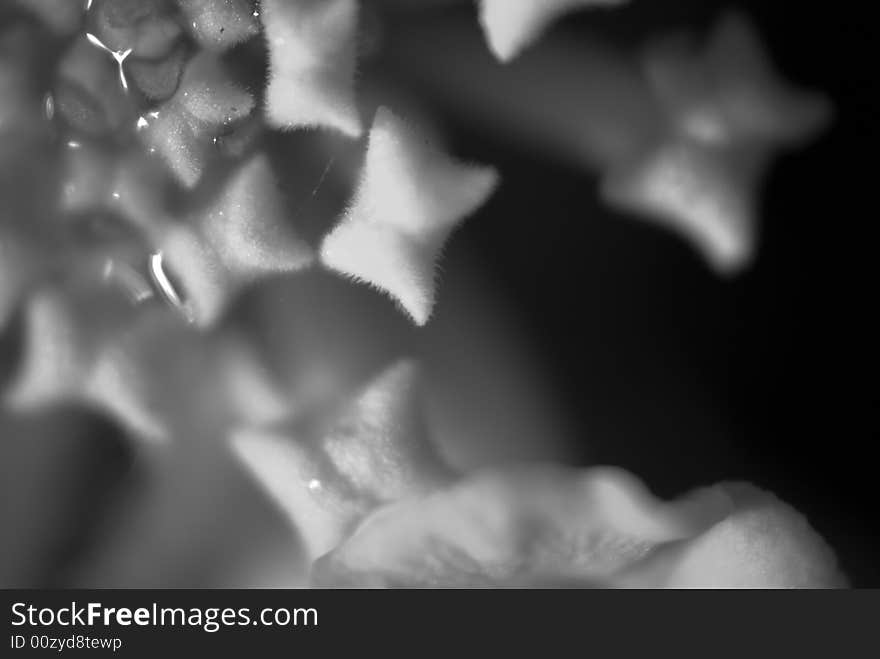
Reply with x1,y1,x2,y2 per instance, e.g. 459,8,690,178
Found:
127,43,189,103
479,0,627,63
13,0,84,35
619,483,847,588
314,465,844,588
320,107,498,326
92,0,183,59
157,153,313,326
176,0,260,52
313,465,732,586
601,141,762,274
56,36,136,136
233,360,453,560
601,12,832,275
4,272,291,442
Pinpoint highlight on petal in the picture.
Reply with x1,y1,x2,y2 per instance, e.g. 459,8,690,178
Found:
479,0,628,62
261,0,362,137
600,11,832,275
601,142,761,274
232,360,453,560
233,425,372,561
56,36,135,136
157,153,313,326
312,465,734,587
320,107,499,325
176,0,260,51
139,53,255,187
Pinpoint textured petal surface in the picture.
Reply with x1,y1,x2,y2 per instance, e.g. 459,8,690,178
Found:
176,0,260,51
321,108,498,325
139,53,255,187
261,0,362,137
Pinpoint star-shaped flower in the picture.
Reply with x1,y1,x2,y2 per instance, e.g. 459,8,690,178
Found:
601,12,832,275
260,0,362,137
479,0,628,63
154,153,314,326
5,274,290,442
233,360,452,560
320,107,499,325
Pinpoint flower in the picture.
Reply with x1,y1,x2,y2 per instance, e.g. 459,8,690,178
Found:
313,466,846,588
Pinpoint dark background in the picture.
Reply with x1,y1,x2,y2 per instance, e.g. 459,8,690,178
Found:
406,1,879,585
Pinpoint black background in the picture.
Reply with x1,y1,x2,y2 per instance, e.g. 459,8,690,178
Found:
1,1,876,587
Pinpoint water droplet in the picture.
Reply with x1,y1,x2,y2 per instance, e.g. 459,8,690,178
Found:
136,116,149,130
149,251,184,309
307,479,322,491
66,140,81,149
43,93,55,121
111,191,121,200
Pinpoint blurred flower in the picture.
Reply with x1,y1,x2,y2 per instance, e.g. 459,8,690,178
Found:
313,466,846,588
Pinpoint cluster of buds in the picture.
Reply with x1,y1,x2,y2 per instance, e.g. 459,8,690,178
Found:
0,0,842,587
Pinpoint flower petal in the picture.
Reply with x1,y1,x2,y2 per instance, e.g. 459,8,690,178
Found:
176,0,260,52
157,153,313,326
623,483,847,588
313,465,733,587
479,0,628,63
233,360,452,560
320,107,498,325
